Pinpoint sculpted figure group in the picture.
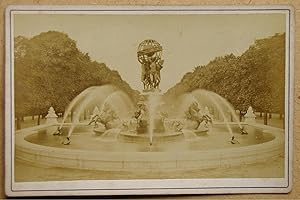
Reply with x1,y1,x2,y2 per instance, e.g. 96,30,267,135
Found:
184,102,213,129
139,56,164,90
88,103,119,129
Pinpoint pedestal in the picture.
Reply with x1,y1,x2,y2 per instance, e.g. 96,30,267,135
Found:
244,106,256,124
45,107,58,124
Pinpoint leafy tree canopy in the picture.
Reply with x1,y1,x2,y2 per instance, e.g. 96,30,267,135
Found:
15,31,139,117
163,33,285,113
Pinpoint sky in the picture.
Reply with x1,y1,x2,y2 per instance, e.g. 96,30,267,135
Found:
13,13,286,92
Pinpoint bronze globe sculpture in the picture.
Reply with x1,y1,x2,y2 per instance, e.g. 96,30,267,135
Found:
137,39,164,91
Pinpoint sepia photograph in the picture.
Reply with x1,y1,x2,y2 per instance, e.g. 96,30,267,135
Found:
5,6,293,196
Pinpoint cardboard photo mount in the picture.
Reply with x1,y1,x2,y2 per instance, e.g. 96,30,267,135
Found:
4,5,294,197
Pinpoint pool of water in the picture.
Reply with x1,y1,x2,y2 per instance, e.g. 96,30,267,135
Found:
24,125,274,152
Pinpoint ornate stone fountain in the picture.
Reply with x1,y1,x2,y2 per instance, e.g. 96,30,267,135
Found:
12,39,284,174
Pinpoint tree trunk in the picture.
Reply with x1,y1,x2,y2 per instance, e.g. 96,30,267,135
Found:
32,115,34,120
264,111,268,125
260,112,262,118
21,116,24,121
37,114,41,125
279,113,283,119
269,113,272,119
16,117,21,130
239,110,242,121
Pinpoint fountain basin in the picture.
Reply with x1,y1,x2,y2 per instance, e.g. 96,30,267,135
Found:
15,123,284,172
93,127,106,135
119,131,184,142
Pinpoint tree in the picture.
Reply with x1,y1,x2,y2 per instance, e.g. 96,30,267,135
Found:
163,33,286,125
14,31,139,128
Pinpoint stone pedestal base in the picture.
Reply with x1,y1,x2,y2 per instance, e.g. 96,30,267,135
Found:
46,118,58,124
244,106,256,124
245,118,256,124
45,107,58,124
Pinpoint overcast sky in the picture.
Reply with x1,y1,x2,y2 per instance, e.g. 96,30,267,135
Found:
13,13,286,92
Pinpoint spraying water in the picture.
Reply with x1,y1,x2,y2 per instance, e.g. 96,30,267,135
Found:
91,106,100,118
206,94,234,137
66,86,135,139
99,90,135,119
211,92,243,129
190,89,235,137
176,94,204,118
59,85,117,130
59,87,95,129
147,92,161,145
67,91,100,138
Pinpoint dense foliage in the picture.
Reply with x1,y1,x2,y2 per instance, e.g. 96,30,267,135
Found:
14,31,139,121
164,33,285,115
14,31,285,128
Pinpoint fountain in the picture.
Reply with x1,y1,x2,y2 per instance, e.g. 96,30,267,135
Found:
15,39,284,174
